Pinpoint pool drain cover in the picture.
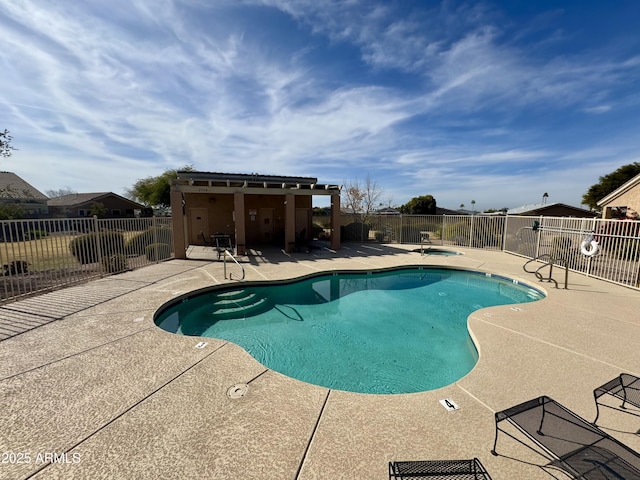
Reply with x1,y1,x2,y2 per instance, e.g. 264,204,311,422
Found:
227,384,248,399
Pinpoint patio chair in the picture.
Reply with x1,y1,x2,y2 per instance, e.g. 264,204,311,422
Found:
593,373,640,424
491,395,640,479
212,233,234,260
388,458,493,479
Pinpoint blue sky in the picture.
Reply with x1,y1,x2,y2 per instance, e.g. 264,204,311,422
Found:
1,1,639,211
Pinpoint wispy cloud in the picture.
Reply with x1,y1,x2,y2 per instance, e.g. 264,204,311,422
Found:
1,0,639,210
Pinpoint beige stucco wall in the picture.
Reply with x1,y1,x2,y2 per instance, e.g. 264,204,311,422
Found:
600,185,640,218
181,191,314,251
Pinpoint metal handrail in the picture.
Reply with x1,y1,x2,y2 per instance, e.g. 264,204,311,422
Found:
523,254,568,289
223,249,245,281
419,231,432,255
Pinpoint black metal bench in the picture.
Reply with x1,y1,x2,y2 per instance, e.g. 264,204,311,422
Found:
491,395,640,479
388,458,492,479
594,373,640,424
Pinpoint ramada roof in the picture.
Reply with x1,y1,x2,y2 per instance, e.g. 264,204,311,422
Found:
174,171,341,195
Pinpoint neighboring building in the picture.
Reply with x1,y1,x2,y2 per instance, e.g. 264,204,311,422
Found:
0,171,49,217
507,202,597,218
377,207,400,215
170,171,342,257
454,208,474,215
596,173,640,219
438,207,466,215
47,192,146,218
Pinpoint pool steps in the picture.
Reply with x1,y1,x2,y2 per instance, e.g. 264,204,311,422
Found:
210,290,271,320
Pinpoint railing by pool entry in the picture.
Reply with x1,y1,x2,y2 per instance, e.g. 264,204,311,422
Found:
419,231,432,255
523,254,569,289
223,249,245,281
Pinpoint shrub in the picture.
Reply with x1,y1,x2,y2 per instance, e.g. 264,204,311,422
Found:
2,260,29,275
340,222,369,241
311,223,324,239
126,226,173,255
442,220,502,248
393,222,442,244
29,230,49,239
102,253,128,273
69,231,125,264
145,243,171,261
442,221,470,246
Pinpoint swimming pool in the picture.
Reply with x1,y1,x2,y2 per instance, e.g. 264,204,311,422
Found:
412,248,463,256
155,266,544,394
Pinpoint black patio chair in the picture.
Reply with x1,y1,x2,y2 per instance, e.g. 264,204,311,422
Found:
212,233,234,260
594,373,640,424
388,458,493,479
492,395,640,479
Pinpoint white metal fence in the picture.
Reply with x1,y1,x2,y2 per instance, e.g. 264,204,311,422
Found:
332,214,640,290
1,216,174,303
336,214,506,249
2,213,638,302
503,215,640,289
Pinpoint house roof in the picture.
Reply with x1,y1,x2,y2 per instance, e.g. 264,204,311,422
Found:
47,192,145,209
437,207,466,215
0,171,48,200
507,202,595,216
596,172,640,207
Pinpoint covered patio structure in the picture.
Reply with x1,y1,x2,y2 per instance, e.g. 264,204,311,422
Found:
170,171,341,258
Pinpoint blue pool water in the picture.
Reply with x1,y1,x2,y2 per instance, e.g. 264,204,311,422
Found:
155,267,544,394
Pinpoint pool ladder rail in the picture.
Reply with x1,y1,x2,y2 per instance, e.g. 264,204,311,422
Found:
223,249,245,281
523,254,568,289
419,231,433,256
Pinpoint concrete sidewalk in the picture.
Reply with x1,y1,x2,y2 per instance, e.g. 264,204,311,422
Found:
1,244,639,479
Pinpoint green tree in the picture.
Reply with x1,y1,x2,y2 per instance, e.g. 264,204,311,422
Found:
400,195,437,214
89,202,108,217
126,165,194,207
1,129,16,158
582,162,640,211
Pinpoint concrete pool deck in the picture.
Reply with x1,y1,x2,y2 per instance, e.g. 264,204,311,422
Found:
1,244,639,479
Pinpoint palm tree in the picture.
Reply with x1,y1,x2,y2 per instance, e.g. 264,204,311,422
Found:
471,200,476,213
459,203,465,209
542,192,549,204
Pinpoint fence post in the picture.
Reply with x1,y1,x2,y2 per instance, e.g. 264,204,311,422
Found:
502,216,508,251
152,216,159,263
92,215,103,276
534,215,543,259
399,214,403,244
469,215,475,248
587,216,598,278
